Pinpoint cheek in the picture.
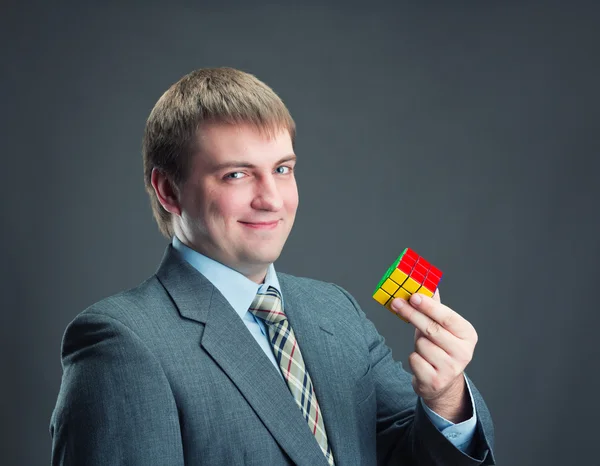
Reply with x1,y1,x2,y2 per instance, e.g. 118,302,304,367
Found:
280,180,298,207
283,182,299,210
210,194,246,224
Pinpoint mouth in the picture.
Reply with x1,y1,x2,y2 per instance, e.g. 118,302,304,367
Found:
239,220,280,230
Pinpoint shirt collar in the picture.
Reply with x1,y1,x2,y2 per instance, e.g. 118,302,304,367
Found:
172,235,283,320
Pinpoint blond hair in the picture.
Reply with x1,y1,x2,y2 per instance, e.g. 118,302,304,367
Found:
142,67,296,238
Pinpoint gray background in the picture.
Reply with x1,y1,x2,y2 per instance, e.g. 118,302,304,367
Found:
2,1,599,465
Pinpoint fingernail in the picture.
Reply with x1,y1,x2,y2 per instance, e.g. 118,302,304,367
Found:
410,294,422,306
391,298,404,311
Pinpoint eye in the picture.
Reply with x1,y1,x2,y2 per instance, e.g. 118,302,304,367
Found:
276,166,293,174
224,171,245,180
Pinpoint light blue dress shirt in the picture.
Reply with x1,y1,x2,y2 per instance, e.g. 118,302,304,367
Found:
172,235,477,453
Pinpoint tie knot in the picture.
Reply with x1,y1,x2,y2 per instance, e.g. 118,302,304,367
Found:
249,286,286,325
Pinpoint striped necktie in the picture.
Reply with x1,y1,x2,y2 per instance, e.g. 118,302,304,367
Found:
249,286,335,466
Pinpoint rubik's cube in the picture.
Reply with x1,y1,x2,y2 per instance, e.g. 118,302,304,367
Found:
373,248,443,322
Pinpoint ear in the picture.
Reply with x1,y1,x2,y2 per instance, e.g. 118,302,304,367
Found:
151,168,182,216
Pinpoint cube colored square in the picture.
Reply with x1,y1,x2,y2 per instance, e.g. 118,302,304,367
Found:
429,265,443,279
402,277,420,293
398,261,412,276
390,268,408,285
404,248,418,262
414,261,428,276
402,256,417,269
417,257,431,269
381,278,400,295
410,269,426,285
417,286,434,298
424,276,440,291
373,288,392,306
394,287,411,300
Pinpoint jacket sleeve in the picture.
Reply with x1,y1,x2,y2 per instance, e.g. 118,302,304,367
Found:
331,284,496,466
50,311,184,466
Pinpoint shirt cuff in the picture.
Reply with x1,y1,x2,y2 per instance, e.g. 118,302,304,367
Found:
419,374,478,452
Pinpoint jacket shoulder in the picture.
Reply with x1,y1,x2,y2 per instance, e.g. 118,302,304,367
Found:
276,271,358,309
276,271,337,293
76,275,168,324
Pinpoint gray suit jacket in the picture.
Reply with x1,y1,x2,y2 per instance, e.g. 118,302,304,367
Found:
50,245,496,465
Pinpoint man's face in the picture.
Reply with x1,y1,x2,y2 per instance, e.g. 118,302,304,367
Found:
175,123,298,283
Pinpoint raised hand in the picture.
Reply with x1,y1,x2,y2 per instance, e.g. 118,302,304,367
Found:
391,290,477,422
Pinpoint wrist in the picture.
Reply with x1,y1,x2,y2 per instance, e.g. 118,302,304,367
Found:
422,375,471,423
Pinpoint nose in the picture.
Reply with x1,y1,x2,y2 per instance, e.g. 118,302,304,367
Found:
251,174,284,211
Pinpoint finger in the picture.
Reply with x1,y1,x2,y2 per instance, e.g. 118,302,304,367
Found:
433,288,441,303
414,335,451,371
409,293,472,340
414,327,423,344
391,298,457,351
408,351,436,392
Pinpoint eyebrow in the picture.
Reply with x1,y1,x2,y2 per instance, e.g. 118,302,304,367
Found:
211,154,297,172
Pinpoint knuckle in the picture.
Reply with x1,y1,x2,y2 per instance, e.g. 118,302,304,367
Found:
441,311,457,329
409,352,420,365
456,347,473,367
448,358,462,375
425,320,442,337
465,347,474,363
415,336,428,352
459,354,472,368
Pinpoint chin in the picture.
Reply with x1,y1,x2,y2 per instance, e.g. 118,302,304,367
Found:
250,249,282,265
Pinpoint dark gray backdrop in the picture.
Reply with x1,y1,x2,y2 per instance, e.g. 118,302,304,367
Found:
2,1,599,465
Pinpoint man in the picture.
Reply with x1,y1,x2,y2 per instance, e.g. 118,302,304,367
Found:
50,68,495,465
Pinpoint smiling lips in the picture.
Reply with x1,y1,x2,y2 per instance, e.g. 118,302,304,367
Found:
240,220,280,230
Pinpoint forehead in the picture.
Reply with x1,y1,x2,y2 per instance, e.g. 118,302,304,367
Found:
194,123,294,169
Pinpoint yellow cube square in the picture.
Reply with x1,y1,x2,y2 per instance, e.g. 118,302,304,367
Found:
393,287,411,300
373,288,392,306
403,277,420,293
390,268,408,285
381,278,400,295
417,286,434,298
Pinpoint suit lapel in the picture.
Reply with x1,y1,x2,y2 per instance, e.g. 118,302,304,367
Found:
156,246,328,466
278,273,363,465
